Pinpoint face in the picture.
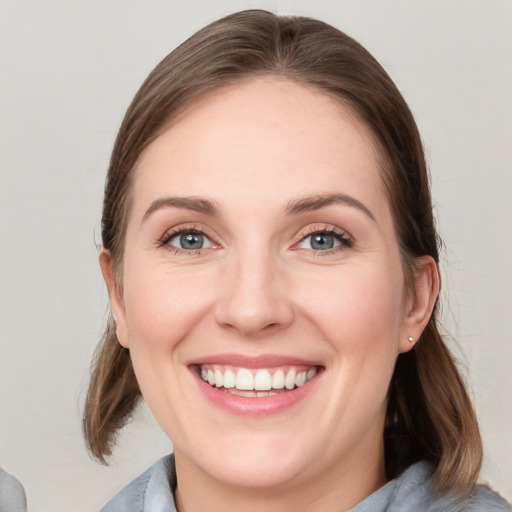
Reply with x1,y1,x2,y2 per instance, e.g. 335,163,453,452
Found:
106,78,430,493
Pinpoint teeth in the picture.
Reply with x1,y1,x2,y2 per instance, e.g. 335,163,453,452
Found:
285,369,296,390
199,365,318,392
272,370,285,389
236,368,254,390
254,370,272,391
223,369,236,389
295,371,306,387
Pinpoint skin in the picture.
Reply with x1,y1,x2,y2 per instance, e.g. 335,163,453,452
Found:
101,78,439,512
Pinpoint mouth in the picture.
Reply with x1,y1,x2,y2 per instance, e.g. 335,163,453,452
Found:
188,355,324,415
194,364,320,397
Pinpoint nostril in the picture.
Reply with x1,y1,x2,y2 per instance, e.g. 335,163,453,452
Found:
263,322,280,331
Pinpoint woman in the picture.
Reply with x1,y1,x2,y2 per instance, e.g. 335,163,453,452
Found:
83,10,510,511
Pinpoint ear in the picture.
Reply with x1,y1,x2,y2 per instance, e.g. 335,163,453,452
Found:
99,248,130,348
399,255,440,354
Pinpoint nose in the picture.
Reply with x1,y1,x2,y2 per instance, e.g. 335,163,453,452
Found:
213,250,295,338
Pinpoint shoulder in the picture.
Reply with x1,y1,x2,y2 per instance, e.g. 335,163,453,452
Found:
466,484,512,512
100,455,177,512
390,462,511,512
0,467,27,512
351,461,511,512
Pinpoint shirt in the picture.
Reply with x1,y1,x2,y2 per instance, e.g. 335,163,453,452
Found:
100,454,511,512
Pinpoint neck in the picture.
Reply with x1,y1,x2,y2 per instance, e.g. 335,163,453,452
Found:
173,441,387,512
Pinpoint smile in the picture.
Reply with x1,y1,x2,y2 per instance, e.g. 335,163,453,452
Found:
198,365,318,396
189,355,323,416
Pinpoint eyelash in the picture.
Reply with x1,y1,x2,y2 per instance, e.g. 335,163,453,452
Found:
295,226,354,255
157,225,218,255
156,224,354,255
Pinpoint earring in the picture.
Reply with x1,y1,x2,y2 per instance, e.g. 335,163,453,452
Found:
408,336,414,343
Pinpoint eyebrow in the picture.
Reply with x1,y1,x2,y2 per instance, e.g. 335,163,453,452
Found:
142,193,375,223
285,193,375,221
142,196,220,221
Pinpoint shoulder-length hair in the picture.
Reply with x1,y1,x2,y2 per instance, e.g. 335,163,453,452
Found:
83,9,482,496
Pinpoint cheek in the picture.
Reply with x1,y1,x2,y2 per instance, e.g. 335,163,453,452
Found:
311,267,404,391
121,259,216,353
288,264,405,452
297,263,405,357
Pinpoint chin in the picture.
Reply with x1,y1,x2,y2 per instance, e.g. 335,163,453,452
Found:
191,445,309,490
170,420,306,486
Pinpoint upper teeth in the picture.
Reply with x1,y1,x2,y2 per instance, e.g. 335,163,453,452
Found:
200,366,317,391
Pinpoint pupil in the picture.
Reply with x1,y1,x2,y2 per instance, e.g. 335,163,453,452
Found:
311,233,334,250
180,232,203,249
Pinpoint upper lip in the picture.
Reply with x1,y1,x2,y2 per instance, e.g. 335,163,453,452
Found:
186,353,323,369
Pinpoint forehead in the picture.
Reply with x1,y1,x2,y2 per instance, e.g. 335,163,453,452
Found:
132,77,388,220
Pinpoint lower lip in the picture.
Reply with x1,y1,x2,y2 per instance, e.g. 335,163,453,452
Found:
193,370,320,417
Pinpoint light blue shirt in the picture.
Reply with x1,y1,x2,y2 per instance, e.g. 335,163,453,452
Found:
101,455,511,512
0,467,27,512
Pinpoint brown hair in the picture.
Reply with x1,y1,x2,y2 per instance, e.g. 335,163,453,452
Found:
83,9,482,495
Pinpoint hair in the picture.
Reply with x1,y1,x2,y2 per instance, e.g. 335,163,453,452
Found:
83,9,482,496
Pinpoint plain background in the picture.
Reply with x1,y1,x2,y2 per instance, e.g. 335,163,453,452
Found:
0,1,510,510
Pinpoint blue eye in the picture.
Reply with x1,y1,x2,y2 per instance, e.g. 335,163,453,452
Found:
166,231,213,250
298,231,351,251
311,233,336,250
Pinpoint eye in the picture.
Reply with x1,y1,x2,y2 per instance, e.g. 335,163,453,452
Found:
297,229,353,252
165,230,214,251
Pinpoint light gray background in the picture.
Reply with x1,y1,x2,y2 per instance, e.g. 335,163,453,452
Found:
0,1,510,510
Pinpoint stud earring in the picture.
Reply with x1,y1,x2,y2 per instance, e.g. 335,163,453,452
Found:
408,336,414,343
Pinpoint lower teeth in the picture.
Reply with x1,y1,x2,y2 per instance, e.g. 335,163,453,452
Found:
218,387,291,397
